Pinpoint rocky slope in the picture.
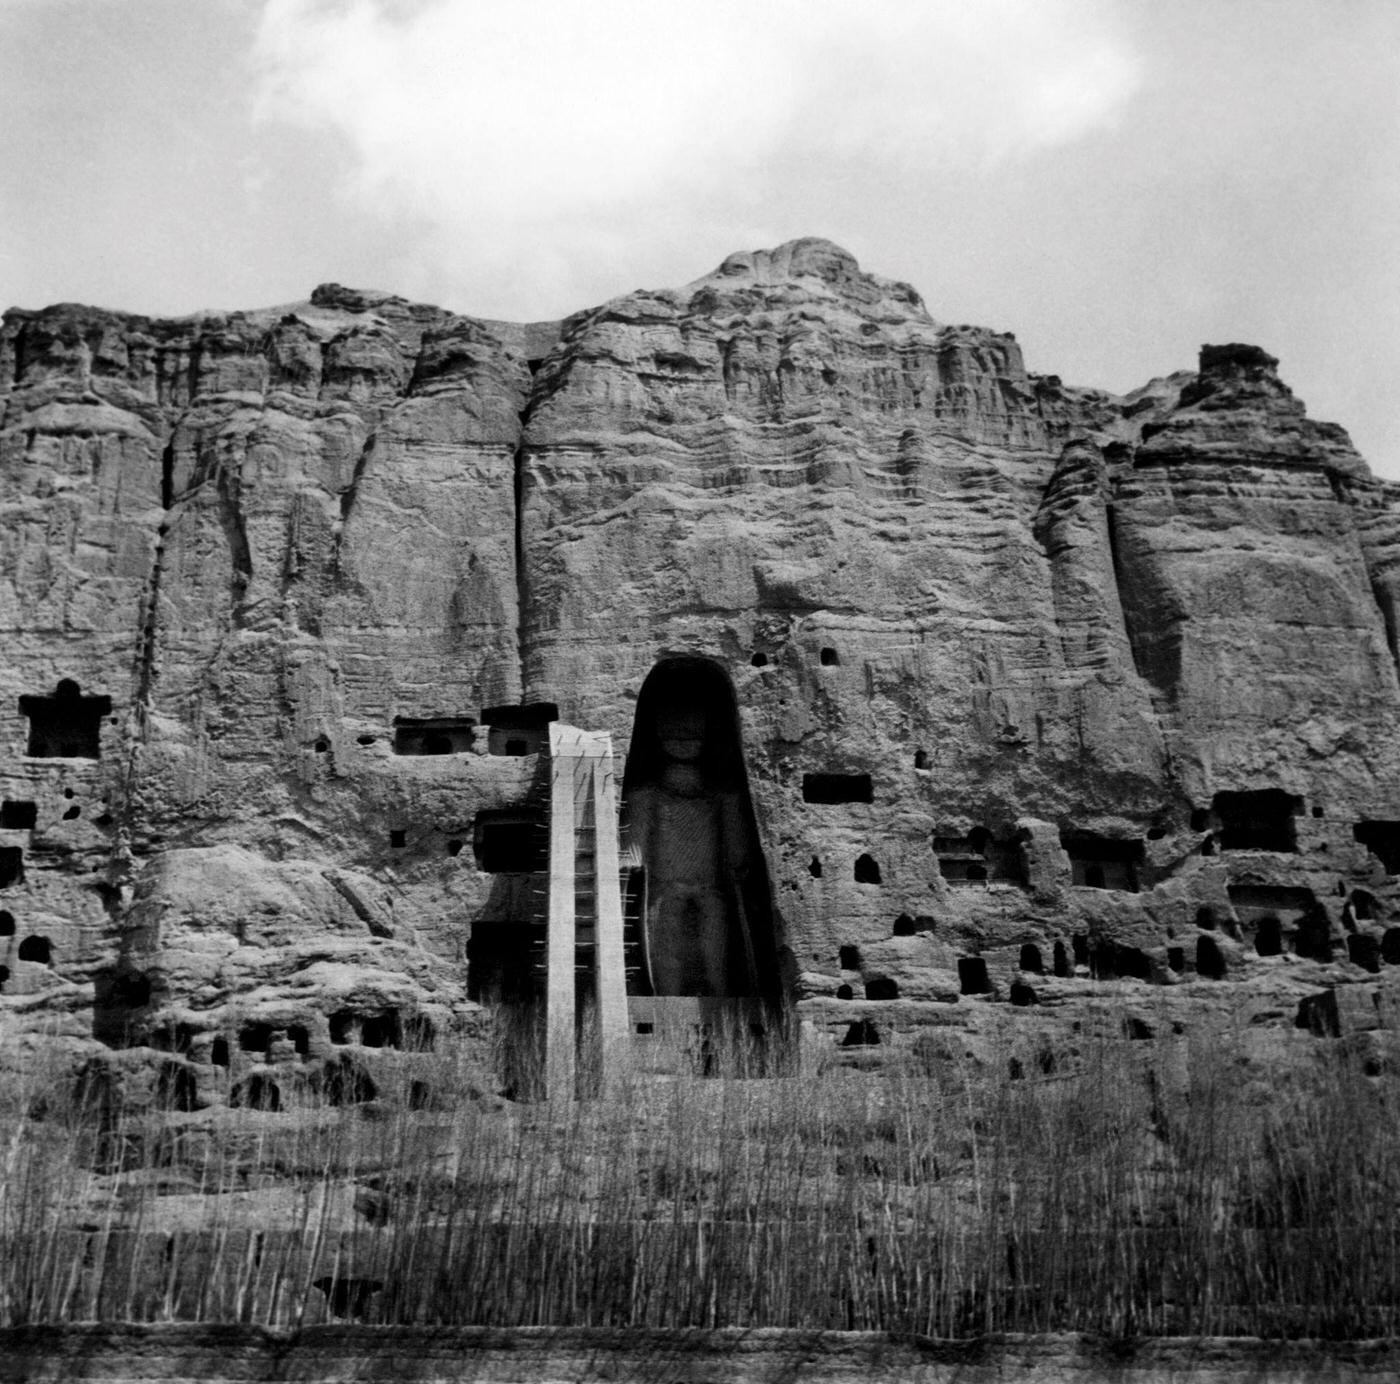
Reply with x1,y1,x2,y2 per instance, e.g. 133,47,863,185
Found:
4,238,1400,1099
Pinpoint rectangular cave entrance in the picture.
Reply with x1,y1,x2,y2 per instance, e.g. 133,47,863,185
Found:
19,679,112,758
1208,789,1301,852
620,657,780,1002
934,826,1028,886
393,715,476,755
1061,832,1143,892
473,809,548,875
1354,821,1400,874
482,702,558,757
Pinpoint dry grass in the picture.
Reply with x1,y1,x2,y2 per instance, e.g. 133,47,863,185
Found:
2,1016,1398,1337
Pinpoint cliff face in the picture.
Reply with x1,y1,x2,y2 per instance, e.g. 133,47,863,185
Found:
4,238,1400,1093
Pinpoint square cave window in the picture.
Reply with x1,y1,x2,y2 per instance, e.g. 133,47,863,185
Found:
802,773,873,805
1354,821,1400,875
467,919,541,1004
1211,790,1301,852
1,801,37,830
0,848,23,889
1060,832,1143,892
473,810,548,874
392,716,476,755
482,702,558,757
19,680,112,758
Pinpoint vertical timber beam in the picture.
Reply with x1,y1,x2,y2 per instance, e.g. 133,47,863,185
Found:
591,742,629,1083
546,724,578,1099
546,723,630,1097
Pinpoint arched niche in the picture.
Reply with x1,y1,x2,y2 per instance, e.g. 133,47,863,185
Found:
621,657,780,999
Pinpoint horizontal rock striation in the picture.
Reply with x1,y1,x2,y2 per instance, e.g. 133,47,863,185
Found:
4,237,1400,1091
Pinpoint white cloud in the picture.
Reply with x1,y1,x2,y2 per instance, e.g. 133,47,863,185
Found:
251,0,1141,314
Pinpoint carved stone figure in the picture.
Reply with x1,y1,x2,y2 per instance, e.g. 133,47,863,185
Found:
621,661,772,997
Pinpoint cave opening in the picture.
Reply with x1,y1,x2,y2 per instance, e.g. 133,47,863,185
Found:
392,715,476,756
19,680,112,758
1196,936,1227,979
482,702,558,757
853,853,882,884
1,801,36,830
17,935,51,964
1354,821,1400,874
1254,917,1283,957
802,773,873,804
958,957,991,995
473,810,548,874
1061,832,1143,891
1211,790,1301,852
1348,933,1381,973
621,657,779,1000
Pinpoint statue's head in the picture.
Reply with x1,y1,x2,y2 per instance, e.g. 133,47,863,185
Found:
656,702,706,764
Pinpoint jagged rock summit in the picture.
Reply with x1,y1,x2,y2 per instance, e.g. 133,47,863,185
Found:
3,238,1400,1101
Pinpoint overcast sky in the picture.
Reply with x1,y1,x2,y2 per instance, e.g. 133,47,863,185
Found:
1,0,1396,475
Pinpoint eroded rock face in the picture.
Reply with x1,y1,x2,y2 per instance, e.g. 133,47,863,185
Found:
4,238,1400,1092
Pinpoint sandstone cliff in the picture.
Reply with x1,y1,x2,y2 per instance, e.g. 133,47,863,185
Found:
4,238,1400,1097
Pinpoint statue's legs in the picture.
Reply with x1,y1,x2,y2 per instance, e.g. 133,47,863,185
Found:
648,884,731,995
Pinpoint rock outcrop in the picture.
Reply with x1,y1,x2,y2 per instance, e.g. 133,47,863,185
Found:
5,237,1400,1093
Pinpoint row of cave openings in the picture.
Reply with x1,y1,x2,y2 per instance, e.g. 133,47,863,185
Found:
91,989,438,1113
802,787,1400,894
353,702,558,759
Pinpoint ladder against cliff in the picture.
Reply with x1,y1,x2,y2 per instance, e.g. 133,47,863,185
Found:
546,724,629,1098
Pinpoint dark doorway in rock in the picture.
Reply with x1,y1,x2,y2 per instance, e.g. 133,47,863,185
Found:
1212,790,1301,852
1196,936,1227,979
1254,917,1283,957
1383,928,1400,966
0,801,36,829
1019,943,1044,975
802,773,873,804
1061,832,1143,891
838,945,861,971
841,1019,880,1046
320,1056,377,1106
0,848,25,889
19,680,112,758
473,810,548,874
864,976,899,1000
231,1073,280,1111
361,1012,400,1048
853,854,881,885
158,1062,198,1112
1348,933,1381,973
17,935,51,964
1294,909,1334,962
1053,941,1072,978
620,657,779,999
482,702,558,757
1354,821,1400,874
958,958,991,995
